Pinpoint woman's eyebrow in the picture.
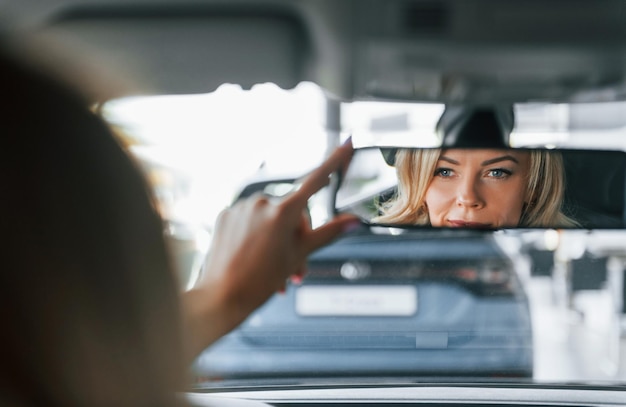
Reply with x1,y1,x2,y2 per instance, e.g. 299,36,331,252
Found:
438,156,460,165
481,155,519,166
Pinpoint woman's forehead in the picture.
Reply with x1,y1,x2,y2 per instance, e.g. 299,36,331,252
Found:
439,148,530,163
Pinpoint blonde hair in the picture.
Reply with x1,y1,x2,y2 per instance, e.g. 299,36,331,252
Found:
375,148,579,228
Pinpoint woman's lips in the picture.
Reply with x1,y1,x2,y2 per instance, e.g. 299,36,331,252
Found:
447,220,491,228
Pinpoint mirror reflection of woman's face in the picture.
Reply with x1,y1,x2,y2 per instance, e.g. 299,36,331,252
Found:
424,149,531,228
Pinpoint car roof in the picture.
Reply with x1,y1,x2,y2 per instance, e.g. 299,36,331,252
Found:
4,0,626,104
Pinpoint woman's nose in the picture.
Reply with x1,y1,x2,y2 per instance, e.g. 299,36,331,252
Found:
456,178,484,208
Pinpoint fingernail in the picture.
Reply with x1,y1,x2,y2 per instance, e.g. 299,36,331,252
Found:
342,136,352,146
290,274,303,285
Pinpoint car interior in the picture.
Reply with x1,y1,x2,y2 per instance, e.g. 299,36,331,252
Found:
3,0,626,406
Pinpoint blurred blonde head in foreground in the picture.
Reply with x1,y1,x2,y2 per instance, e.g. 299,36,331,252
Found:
0,37,187,406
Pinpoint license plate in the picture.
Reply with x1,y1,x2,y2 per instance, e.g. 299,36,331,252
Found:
295,285,417,316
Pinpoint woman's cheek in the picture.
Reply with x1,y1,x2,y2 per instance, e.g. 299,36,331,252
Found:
424,188,444,226
503,195,526,226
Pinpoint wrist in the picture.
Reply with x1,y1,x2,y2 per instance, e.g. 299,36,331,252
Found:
181,285,243,362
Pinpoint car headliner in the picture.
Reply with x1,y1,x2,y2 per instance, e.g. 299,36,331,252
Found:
3,0,626,104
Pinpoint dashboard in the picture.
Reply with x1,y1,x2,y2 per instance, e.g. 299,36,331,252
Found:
185,384,626,407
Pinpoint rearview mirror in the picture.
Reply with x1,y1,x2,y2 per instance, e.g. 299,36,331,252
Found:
335,147,626,229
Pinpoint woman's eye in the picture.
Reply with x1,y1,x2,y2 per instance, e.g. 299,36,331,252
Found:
487,168,512,178
435,168,453,177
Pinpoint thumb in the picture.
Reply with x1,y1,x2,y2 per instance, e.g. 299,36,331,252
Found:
303,214,361,254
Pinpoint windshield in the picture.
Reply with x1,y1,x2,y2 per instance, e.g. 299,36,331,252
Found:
103,88,626,387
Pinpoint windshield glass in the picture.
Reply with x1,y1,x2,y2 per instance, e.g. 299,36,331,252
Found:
103,89,626,387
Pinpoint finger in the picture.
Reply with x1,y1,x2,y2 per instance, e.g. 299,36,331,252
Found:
284,138,353,208
288,263,307,287
302,207,312,228
290,273,304,285
291,262,307,284
277,279,287,294
298,209,312,236
246,192,272,207
302,213,361,254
